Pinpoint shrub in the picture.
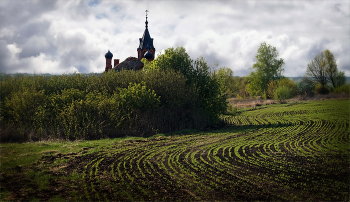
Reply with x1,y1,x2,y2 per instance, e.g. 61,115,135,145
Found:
314,83,330,95
144,47,227,124
0,68,218,141
267,80,277,99
261,90,267,100
297,78,315,95
274,85,290,103
225,104,238,116
333,84,350,94
277,78,298,98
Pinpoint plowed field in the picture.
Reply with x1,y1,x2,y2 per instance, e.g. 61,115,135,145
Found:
1,99,349,201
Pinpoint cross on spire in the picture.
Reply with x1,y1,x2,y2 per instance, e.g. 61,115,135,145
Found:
145,10,149,28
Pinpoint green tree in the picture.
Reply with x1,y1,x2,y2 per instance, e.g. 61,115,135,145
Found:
333,71,346,87
144,47,193,80
246,42,285,96
216,67,235,97
143,46,227,123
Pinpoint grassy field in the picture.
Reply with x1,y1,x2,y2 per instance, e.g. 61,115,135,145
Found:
1,99,349,201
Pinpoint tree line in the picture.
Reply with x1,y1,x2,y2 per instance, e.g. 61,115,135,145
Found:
219,42,348,102
1,44,347,142
0,47,227,142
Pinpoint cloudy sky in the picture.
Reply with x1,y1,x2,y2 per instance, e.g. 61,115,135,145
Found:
0,0,349,76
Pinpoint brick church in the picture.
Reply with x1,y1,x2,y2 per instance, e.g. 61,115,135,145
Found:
105,11,155,72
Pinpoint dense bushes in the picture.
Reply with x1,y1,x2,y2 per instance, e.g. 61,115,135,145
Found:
0,70,207,141
314,83,330,95
1,48,228,142
333,84,349,94
266,78,297,101
274,86,290,103
143,47,227,123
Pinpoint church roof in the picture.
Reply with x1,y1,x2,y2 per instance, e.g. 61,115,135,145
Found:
113,57,144,71
138,17,155,51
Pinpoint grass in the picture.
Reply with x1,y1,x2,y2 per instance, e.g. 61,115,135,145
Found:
0,98,349,201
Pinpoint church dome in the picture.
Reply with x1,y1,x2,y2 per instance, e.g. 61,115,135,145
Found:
105,50,113,59
144,50,153,59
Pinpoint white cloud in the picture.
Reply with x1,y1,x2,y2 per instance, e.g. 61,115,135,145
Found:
0,0,349,76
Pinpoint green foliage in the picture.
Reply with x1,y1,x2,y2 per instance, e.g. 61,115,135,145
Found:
117,82,160,111
274,85,290,103
216,67,234,97
267,78,298,99
246,42,285,97
261,90,267,100
277,78,298,98
314,83,330,95
333,70,346,88
225,104,238,116
267,80,277,99
297,78,315,95
4,88,46,127
0,69,204,141
143,46,227,124
333,84,350,94
245,71,263,97
144,47,192,77
1,47,228,141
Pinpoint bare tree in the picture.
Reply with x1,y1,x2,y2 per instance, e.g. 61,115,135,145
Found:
305,51,328,86
306,49,345,88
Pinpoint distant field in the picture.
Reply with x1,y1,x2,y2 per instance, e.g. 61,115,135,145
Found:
1,99,349,201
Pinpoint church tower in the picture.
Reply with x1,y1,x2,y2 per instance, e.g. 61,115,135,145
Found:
105,50,113,72
137,10,155,61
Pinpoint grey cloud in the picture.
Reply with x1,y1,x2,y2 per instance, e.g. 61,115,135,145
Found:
56,32,100,72
0,0,57,27
235,68,251,77
306,38,332,60
0,40,11,72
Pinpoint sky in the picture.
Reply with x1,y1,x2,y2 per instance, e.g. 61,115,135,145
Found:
0,0,349,76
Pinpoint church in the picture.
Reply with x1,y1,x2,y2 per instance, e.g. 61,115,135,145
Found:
104,11,155,72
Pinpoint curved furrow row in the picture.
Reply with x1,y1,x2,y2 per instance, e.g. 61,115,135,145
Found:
60,100,349,201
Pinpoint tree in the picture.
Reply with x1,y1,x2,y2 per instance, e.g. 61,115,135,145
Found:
143,46,227,123
216,67,236,97
333,70,346,87
324,49,337,88
143,47,193,81
306,49,345,88
246,42,285,97
305,51,328,86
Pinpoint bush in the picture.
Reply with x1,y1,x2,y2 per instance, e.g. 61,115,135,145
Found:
225,104,238,116
333,84,350,94
1,67,224,141
261,90,267,100
297,78,315,96
314,83,330,95
277,78,298,98
144,47,227,124
1,47,229,142
267,80,277,99
274,85,290,103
